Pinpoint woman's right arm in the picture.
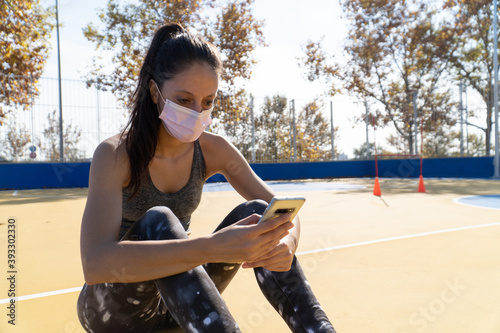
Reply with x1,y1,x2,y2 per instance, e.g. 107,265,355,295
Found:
80,139,293,285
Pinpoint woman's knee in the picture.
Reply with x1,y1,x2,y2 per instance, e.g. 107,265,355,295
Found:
144,206,177,224
245,199,268,215
233,199,268,218
216,199,268,231
125,206,187,241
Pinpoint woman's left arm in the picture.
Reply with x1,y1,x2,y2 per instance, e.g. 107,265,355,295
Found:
201,133,300,271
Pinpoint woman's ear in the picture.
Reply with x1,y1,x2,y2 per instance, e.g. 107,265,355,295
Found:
149,79,159,104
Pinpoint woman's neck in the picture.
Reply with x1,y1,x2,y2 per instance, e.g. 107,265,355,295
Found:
155,127,192,159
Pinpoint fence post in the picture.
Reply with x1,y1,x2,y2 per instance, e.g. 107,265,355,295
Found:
330,100,335,160
290,99,297,162
96,84,101,144
364,100,370,159
493,0,500,178
413,90,418,156
56,0,64,162
30,74,35,159
464,84,469,156
459,82,464,156
250,94,255,163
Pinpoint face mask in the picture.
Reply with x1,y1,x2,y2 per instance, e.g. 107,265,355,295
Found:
155,83,213,143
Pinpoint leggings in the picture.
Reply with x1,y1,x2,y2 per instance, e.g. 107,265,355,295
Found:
77,200,336,333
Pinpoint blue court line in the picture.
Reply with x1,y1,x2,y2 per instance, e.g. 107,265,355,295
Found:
453,195,500,211
2,221,500,305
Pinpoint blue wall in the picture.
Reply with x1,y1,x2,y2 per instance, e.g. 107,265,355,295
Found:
0,157,495,190
0,162,91,190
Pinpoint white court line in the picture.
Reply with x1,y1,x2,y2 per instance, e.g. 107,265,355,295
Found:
12,190,85,199
295,221,500,256
1,221,500,305
0,287,83,304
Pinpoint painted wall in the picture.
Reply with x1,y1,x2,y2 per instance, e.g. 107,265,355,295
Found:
0,157,495,190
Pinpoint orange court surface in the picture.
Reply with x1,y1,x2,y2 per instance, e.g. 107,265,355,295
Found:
0,178,499,333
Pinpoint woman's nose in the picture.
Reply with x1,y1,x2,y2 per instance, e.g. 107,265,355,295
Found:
192,101,205,113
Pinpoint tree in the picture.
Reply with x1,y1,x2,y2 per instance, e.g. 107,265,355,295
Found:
83,0,265,105
421,107,459,157
39,110,82,161
2,116,31,161
465,133,487,157
352,142,377,160
443,0,498,156
296,99,337,161
0,0,55,123
203,0,266,89
254,94,291,162
211,90,254,158
299,0,458,156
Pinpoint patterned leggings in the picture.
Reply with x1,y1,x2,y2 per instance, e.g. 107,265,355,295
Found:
77,200,336,333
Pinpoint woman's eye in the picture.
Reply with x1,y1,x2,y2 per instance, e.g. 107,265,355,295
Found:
177,98,190,104
204,100,214,107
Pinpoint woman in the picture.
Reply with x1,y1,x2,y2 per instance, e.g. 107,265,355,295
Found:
77,23,336,333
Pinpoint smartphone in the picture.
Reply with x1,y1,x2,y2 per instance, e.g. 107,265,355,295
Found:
258,196,306,224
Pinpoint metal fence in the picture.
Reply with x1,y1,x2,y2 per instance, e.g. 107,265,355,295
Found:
1,75,128,162
0,75,493,163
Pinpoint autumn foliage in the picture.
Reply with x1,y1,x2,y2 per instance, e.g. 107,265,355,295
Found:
0,0,55,123
300,0,498,156
83,0,265,107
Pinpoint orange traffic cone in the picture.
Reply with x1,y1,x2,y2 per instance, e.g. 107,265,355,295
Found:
373,177,382,196
418,175,426,193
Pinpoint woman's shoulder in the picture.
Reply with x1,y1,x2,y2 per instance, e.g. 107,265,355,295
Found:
91,133,130,181
199,131,234,151
94,133,127,158
199,132,245,177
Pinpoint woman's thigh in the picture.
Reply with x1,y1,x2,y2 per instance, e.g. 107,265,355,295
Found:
77,281,162,333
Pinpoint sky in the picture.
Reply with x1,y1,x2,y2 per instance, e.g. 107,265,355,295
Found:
39,0,369,157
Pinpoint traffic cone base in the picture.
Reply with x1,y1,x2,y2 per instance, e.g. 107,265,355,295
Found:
373,177,382,196
418,175,426,193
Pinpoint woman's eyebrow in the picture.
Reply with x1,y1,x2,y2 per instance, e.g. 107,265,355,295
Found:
173,89,194,95
174,89,217,98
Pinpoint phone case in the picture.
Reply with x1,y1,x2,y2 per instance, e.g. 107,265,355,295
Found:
258,196,306,223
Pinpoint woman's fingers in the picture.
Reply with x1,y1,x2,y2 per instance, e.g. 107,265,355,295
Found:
211,212,294,264
234,213,261,226
256,213,293,233
242,242,293,271
243,213,294,261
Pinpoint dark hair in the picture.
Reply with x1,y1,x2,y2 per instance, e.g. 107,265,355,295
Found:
122,23,222,197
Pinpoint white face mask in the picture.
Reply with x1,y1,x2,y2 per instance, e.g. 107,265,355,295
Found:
155,83,213,142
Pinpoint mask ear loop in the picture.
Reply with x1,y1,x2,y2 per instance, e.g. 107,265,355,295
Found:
154,81,166,115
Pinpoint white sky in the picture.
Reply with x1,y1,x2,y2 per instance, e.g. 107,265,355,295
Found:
38,0,376,157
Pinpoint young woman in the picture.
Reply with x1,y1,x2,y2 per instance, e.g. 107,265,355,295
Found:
77,23,336,333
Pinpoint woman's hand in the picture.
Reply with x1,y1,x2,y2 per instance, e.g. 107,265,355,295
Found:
241,218,297,272
241,236,296,272
208,213,294,266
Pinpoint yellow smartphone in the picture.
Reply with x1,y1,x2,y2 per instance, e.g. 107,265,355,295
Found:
258,196,306,224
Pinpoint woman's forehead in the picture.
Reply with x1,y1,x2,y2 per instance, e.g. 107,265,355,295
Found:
162,62,219,95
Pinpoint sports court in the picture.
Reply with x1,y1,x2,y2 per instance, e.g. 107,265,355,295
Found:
1,177,499,333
